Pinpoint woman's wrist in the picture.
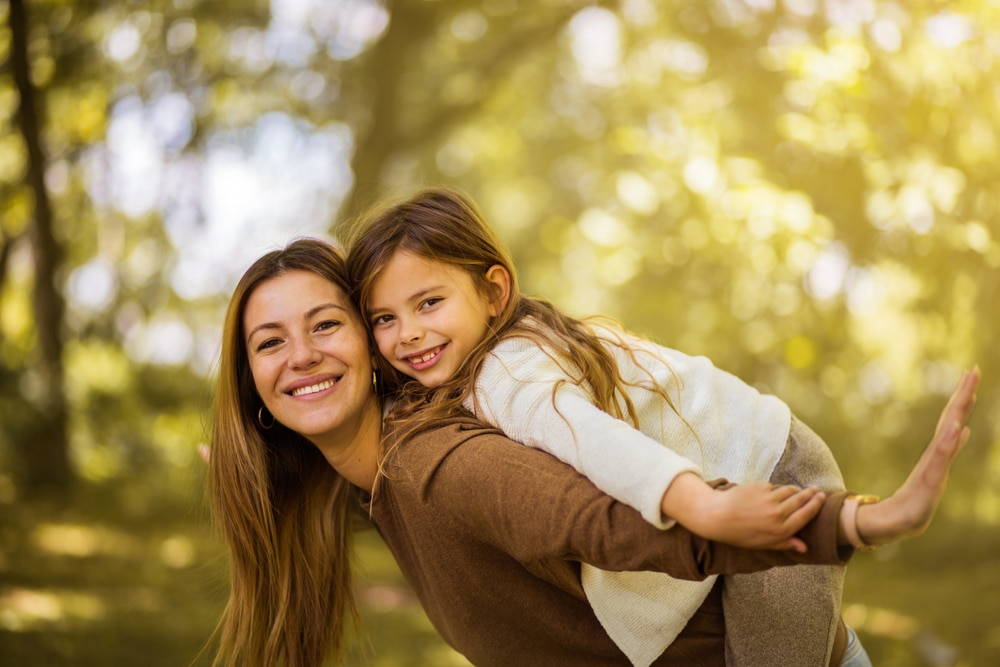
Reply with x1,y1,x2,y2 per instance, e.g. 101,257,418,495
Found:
840,494,881,551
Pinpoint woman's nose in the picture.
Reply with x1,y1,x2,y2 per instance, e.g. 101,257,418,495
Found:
287,335,321,369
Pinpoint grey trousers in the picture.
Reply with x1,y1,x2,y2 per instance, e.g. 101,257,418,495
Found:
722,416,847,667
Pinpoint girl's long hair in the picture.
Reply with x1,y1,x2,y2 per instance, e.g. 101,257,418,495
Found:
208,239,361,667
343,186,684,455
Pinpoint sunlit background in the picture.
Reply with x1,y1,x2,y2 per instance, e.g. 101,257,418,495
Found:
1,0,999,665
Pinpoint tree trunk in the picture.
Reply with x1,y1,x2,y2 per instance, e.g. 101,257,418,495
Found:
337,0,437,224
10,0,74,496
336,0,592,226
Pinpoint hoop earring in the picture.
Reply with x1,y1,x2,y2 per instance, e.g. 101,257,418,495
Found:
371,370,378,393
258,406,275,430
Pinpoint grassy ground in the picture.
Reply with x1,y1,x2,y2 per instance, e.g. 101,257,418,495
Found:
840,528,1000,667
0,485,468,667
2,485,997,666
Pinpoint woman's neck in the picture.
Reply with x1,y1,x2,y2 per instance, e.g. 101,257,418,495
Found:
311,400,383,492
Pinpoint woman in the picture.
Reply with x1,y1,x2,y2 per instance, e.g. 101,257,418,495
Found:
207,238,979,667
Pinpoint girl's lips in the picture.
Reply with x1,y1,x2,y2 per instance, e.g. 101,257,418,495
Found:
405,345,444,371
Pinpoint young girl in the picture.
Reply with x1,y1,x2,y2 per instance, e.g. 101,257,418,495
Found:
345,187,865,667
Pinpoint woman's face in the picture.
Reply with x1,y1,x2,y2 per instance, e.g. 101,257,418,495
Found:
243,270,377,448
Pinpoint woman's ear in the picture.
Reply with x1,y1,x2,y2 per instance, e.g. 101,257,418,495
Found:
483,265,512,317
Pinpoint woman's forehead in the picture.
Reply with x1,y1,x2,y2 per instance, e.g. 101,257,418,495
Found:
246,270,354,321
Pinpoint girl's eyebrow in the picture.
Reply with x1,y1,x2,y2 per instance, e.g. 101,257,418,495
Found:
408,285,445,303
246,303,349,344
370,285,446,313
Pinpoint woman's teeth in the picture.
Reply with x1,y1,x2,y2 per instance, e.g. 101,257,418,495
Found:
291,379,335,396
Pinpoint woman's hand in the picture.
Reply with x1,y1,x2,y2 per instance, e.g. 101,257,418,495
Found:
851,366,980,547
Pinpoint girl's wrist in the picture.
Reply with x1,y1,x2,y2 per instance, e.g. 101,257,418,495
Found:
660,472,710,525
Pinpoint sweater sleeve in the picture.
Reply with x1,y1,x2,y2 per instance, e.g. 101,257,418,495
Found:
470,337,701,528
414,417,852,580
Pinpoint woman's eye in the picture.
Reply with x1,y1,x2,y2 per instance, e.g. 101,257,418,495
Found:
316,320,341,332
421,297,443,309
256,338,281,351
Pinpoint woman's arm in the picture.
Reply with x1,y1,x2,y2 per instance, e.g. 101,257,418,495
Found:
408,367,979,577
848,366,979,548
407,415,840,580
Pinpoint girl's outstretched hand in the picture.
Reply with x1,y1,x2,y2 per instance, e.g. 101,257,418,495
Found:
852,366,980,547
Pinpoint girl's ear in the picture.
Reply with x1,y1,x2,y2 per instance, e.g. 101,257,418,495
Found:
483,264,512,317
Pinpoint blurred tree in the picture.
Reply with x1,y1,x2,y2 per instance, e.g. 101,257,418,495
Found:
0,0,993,554
0,0,999,662
7,0,71,495
338,0,597,221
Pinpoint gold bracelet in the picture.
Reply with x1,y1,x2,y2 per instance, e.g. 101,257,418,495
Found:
843,494,881,552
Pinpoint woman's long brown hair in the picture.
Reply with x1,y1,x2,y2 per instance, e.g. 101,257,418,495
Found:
208,239,361,666
343,186,687,462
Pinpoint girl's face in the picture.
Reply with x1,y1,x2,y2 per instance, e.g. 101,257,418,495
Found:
244,270,378,448
366,250,506,388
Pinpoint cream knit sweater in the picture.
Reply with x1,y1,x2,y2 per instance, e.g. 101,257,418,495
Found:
466,323,791,667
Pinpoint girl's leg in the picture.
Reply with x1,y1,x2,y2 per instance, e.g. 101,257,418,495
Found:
840,626,874,667
722,417,847,667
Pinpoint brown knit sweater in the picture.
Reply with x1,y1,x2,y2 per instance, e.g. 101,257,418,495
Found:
364,414,852,666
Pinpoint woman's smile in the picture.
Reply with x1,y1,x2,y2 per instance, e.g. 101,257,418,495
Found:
288,376,338,397
243,269,379,448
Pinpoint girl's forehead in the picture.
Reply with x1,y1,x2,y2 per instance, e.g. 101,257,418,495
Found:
401,248,468,270
367,250,479,302
377,251,470,284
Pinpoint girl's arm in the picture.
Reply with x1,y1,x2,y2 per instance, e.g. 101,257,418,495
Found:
472,338,698,524
472,337,819,550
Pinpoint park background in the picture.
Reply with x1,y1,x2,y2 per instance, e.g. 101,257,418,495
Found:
1,0,999,664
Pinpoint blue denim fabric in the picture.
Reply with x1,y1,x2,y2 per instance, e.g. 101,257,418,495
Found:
841,626,874,667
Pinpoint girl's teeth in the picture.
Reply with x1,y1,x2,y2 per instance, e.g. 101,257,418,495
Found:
412,349,439,363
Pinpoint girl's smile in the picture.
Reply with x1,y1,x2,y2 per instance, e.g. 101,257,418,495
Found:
403,344,446,370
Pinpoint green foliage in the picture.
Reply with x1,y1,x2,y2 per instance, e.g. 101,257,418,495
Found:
1,0,999,663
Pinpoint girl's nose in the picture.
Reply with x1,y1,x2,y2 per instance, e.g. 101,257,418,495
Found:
398,318,423,344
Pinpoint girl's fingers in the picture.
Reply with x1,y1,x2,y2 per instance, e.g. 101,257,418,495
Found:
769,484,801,501
777,536,808,554
778,486,820,511
782,490,825,533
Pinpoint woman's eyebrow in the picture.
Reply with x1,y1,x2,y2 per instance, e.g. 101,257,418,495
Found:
246,321,280,345
306,302,350,318
246,303,349,344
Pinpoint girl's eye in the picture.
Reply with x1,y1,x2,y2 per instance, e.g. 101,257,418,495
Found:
421,297,443,309
372,314,393,327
